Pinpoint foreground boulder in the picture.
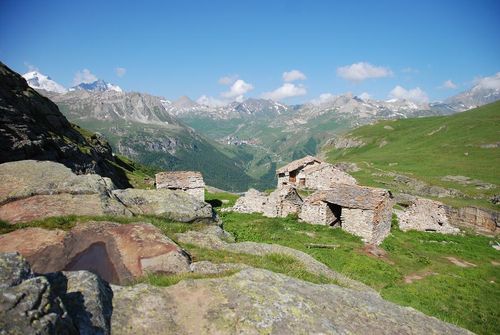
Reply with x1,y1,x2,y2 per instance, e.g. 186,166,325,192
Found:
398,197,460,234
0,253,112,335
112,188,214,223
0,221,191,284
0,160,215,224
111,268,472,335
0,253,78,335
0,160,131,223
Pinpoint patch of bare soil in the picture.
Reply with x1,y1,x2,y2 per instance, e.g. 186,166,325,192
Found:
445,257,477,268
362,244,395,265
404,271,437,284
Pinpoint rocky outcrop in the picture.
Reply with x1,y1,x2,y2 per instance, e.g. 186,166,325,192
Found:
0,253,78,335
46,270,113,335
112,188,214,223
0,221,191,284
0,160,214,224
398,198,460,234
0,62,130,187
110,268,472,335
446,206,499,234
0,160,131,223
0,253,114,335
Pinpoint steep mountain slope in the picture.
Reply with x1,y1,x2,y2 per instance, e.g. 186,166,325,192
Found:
45,90,258,191
0,62,135,187
323,101,500,210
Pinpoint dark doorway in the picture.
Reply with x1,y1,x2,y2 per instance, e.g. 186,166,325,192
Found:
289,170,297,183
328,203,342,227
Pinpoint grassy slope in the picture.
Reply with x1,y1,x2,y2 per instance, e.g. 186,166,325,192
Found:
217,211,499,335
324,101,500,210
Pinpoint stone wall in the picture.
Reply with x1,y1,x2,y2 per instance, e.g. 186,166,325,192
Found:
263,186,303,218
299,201,335,225
155,171,205,202
398,198,460,234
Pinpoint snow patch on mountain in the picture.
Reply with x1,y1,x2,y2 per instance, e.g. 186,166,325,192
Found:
22,71,67,93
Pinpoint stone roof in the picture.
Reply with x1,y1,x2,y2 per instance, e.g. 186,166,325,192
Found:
155,171,205,189
276,156,323,174
306,184,392,210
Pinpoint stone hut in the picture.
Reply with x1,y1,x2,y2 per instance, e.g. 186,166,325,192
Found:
230,186,303,218
398,197,460,234
155,171,205,202
276,156,356,190
299,184,393,245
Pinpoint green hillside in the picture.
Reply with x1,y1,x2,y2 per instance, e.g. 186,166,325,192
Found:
324,101,500,210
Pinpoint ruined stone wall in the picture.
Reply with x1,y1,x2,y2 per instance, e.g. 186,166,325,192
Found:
263,186,303,218
299,201,334,225
231,189,268,214
398,198,459,234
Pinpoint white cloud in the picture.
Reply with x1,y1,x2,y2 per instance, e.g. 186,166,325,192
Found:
389,85,429,103
218,74,239,85
473,72,500,90
337,62,392,81
261,83,307,101
196,95,226,107
402,67,419,74
283,69,306,82
73,69,98,85
24,62,39,72
221,79,254,101
440,79,457,89
310,93,336,105
115,67,127,77
359,92,371,100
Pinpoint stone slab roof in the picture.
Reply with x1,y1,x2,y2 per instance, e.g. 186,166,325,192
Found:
307,184,391,210
276,156,323,174
155,171,205,189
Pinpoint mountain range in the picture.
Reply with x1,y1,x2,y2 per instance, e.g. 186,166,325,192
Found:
23,69,500,191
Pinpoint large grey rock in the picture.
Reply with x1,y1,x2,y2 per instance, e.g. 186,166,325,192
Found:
111,268,472,335
0,221,191,285
47,271,113,335
0,252,32,289
0,253,77,335
0,160,131,223
112,188,214,223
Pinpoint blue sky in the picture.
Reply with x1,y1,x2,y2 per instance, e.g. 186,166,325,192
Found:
1,0,499,104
